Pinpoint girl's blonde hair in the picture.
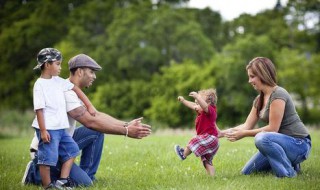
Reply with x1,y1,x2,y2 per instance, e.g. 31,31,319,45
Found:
198,88,217,106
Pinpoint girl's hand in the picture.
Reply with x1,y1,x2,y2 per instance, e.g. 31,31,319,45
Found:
189,91,199,99
178,96,185,102
40,130,51,143
218,129,229,138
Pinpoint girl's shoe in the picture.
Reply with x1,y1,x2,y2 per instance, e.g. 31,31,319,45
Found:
174,145,186,160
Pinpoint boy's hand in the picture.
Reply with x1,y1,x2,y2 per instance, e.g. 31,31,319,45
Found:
40,130,51,143
87,105,97,116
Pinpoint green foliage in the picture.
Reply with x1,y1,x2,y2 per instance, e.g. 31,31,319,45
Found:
276,48,320,122
92,80,151,119
0,0,79,110
144,60,218,127
0,110,34,138
192,7,224,51
213,35,276,125
102,2,215,81
0,0,320,127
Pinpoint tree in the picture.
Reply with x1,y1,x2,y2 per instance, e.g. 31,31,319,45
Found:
286,0,320,52
214,34,276,125
0,0,74,110
102,2,214,81
144,60,217,127
276,48,320,123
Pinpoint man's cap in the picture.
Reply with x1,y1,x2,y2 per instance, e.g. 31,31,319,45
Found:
34,48,62,70
68,54,102,71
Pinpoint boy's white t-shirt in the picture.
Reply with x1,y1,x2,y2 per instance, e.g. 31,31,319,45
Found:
30,79,82,150
31,76,74,130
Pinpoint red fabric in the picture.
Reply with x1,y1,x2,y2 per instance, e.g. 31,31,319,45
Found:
195,105,218,136
188,134,219,165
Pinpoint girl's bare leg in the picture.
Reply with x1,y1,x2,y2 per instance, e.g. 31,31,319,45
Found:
183,147,192,158
204,162,215,176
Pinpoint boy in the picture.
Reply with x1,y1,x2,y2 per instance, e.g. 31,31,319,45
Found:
32,48,95,189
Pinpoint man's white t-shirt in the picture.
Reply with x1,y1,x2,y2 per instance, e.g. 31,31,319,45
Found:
30,78,82,150
64,84,84,137
32,76,74,130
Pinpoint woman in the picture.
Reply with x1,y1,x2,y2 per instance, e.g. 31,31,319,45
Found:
222,57,311,178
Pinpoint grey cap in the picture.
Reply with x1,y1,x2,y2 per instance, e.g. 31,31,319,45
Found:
68,54,102,71
34,48,62,70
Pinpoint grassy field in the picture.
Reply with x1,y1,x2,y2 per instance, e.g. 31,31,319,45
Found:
0,129,319,190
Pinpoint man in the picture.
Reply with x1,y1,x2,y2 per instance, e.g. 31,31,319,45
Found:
22,53,152,187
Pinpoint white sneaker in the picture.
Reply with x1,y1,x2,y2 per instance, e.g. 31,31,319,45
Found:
21,161,33,185
55,177,74,190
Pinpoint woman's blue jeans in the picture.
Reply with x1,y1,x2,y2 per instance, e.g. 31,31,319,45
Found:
241,132,311,178
28,126,104,186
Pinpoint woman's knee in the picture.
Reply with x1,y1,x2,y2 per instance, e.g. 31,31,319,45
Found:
255,132,266,147
255,132,279,149
255,132,271,148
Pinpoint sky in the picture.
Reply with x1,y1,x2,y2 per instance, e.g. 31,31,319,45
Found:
187,0,288,21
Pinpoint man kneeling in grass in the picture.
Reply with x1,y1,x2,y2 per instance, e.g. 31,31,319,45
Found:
22,54,151,187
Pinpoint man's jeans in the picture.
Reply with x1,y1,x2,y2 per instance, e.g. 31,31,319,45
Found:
27,126,104,186
241,132,311,177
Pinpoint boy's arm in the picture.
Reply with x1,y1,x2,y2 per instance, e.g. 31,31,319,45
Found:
72,85,97,116
178,96,197,110
36,109,50,143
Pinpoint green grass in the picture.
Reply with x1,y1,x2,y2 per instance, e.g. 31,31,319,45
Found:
1,129,319,190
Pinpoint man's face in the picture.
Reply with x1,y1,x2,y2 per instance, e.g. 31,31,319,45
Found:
80,68,97,88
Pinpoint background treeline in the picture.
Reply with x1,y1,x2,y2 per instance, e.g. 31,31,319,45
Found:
0,0,319,130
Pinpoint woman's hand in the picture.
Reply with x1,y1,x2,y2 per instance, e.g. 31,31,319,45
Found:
225,128,246,142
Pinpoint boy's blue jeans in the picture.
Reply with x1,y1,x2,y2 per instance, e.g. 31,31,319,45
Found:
35,129,79,166
241,132,311,178
28,126,104,186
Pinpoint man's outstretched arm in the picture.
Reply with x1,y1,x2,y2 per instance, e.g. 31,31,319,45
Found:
68,106,151,139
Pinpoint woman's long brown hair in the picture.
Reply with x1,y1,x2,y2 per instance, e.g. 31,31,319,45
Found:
246,57,277,116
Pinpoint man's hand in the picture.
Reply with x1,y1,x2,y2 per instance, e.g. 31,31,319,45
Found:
127,117,152,139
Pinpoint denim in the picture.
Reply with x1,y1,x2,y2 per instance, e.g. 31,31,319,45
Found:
241,132,311,178
35,129,79,166
26,154,93,187
27,126,104,186
72,126,104,180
